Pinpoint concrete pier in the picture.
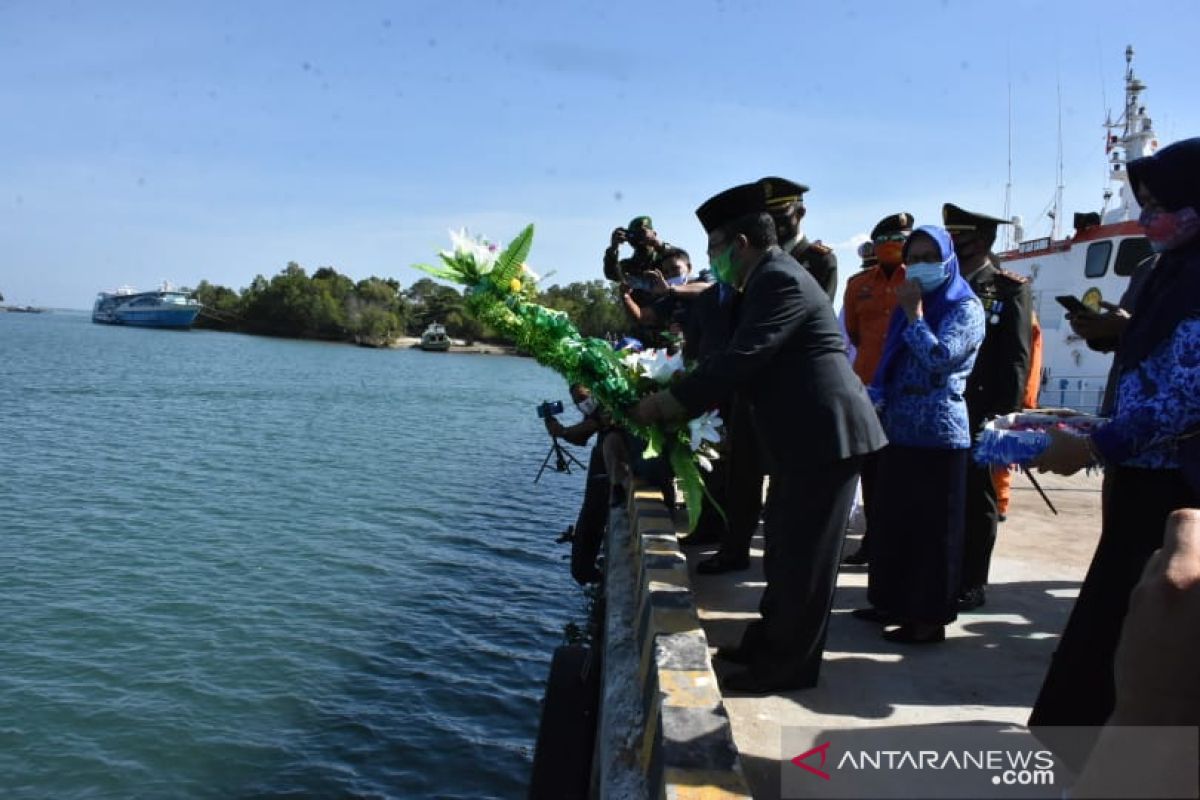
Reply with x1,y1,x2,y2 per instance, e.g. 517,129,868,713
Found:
683,470,1104,798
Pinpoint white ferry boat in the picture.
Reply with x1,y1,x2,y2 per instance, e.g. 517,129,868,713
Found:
92,282,201,329
997,46,1161,413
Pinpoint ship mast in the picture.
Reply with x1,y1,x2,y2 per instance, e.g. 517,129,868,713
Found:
1101,45,1159,224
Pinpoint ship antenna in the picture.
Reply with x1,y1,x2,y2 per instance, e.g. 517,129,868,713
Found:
1052,70,1065,241
1002,52,1014,251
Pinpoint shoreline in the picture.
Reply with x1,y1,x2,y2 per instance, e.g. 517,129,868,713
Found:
385,336,520,356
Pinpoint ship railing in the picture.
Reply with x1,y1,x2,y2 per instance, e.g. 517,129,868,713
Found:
1039,376,1109,416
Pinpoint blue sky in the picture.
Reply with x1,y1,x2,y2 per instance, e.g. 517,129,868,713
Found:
1,0,1197,310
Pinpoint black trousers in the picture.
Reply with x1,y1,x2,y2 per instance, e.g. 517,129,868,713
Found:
719,396,764,561
960,459,999,591
868,446,967,626
1029,466,1198,770
570,442,609,585
857,448,881,555
738,456,862,684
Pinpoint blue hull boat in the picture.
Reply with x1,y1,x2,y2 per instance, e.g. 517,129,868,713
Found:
93,284,201,329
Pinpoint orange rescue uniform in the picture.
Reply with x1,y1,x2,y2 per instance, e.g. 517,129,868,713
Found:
842,264,908,385
994,312,1044,514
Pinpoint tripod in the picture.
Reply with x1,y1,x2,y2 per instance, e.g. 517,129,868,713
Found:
534,435,586,483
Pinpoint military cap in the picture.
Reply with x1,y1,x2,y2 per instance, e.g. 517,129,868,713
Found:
627,215,653,232
942,203,1011,233
695,183,765,234
870,212,914,240
757,176,809,211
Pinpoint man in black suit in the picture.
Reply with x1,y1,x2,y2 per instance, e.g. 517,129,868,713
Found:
631,182,887,693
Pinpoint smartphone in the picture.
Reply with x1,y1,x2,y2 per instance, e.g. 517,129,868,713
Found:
1055,295,1092,315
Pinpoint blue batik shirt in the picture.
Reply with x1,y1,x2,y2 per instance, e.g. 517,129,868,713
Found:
871,298,985,449
1091,317,1200,468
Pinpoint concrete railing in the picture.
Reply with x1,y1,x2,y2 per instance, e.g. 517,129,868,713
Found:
594,484,751,799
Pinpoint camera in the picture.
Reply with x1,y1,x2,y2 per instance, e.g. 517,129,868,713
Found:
536,400,564,418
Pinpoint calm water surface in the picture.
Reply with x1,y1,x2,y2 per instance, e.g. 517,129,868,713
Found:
1,312,586,799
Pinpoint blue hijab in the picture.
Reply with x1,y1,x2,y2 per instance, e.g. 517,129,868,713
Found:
870,225,975,394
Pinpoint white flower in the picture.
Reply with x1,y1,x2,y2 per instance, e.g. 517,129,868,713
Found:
444,227,499,273
688,410,723,452
627,348,684,384
696,453,713,472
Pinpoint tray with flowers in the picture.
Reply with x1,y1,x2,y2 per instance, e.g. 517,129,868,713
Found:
973,409,1106,467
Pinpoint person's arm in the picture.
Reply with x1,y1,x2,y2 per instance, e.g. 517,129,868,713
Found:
807,247,838,303
670,266,808,415
1091,318,1200,464
544,415,600,447
619,285,660,327
603,228,626,281
900,299,985,374
1069,302,1130,353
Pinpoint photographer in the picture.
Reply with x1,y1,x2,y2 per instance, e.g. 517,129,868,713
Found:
602,216,672,305
543,384,613,585
618,248,711,340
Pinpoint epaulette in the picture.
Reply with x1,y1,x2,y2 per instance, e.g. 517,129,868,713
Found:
810,240,834,255
845,269,873,288
995,267,1029,285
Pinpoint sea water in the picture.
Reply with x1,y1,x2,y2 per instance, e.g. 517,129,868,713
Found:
0,311,587,799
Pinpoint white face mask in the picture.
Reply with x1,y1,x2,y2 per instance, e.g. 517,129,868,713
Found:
906,260,950,293
576,397,597,416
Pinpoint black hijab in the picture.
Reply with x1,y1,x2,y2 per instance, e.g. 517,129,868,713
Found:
1115,137,1200,370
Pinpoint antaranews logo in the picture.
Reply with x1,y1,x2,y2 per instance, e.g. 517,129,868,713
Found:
790,741,832,781
788,740,1056,790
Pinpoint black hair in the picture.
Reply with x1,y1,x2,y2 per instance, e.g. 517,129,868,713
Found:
661,247,691,264
719,212,777,249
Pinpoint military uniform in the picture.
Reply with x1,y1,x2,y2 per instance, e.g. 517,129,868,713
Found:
788,238,838,302
758,177,839,303
945,204,1034,604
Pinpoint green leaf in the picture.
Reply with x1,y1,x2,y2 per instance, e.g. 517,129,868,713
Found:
669,446,705,533
492,224,534,288
412,263,463,281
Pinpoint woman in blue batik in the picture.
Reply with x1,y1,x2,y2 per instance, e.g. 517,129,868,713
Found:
854,225,984,644
1030,137,1200,768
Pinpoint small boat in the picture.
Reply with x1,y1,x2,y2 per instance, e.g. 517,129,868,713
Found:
92,282,201,329
419,323,452,351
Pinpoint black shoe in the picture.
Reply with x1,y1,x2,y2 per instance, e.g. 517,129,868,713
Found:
715,645,758,665
722,669,818,694
696,552,750,575
851,607,899,625
882,624,946,644
955,586,987,611
842,546,869,566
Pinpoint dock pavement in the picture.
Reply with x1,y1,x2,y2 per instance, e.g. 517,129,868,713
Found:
682,470,1104,799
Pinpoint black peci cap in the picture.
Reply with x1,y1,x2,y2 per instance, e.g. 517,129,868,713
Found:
942,203,1011,233
870,212,914,239
757,176,809,211
695,183,766,234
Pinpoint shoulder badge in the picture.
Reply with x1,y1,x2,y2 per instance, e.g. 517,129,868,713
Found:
810,240,834,255
995,267,1029,285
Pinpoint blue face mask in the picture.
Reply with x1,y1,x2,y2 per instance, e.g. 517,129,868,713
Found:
666,275,688,287
906,260,950,293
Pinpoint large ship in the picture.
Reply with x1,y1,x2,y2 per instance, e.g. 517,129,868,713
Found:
92,282,201,329
997,46,1160,413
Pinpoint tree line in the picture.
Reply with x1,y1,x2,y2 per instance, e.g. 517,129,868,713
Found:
191,263,632,345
